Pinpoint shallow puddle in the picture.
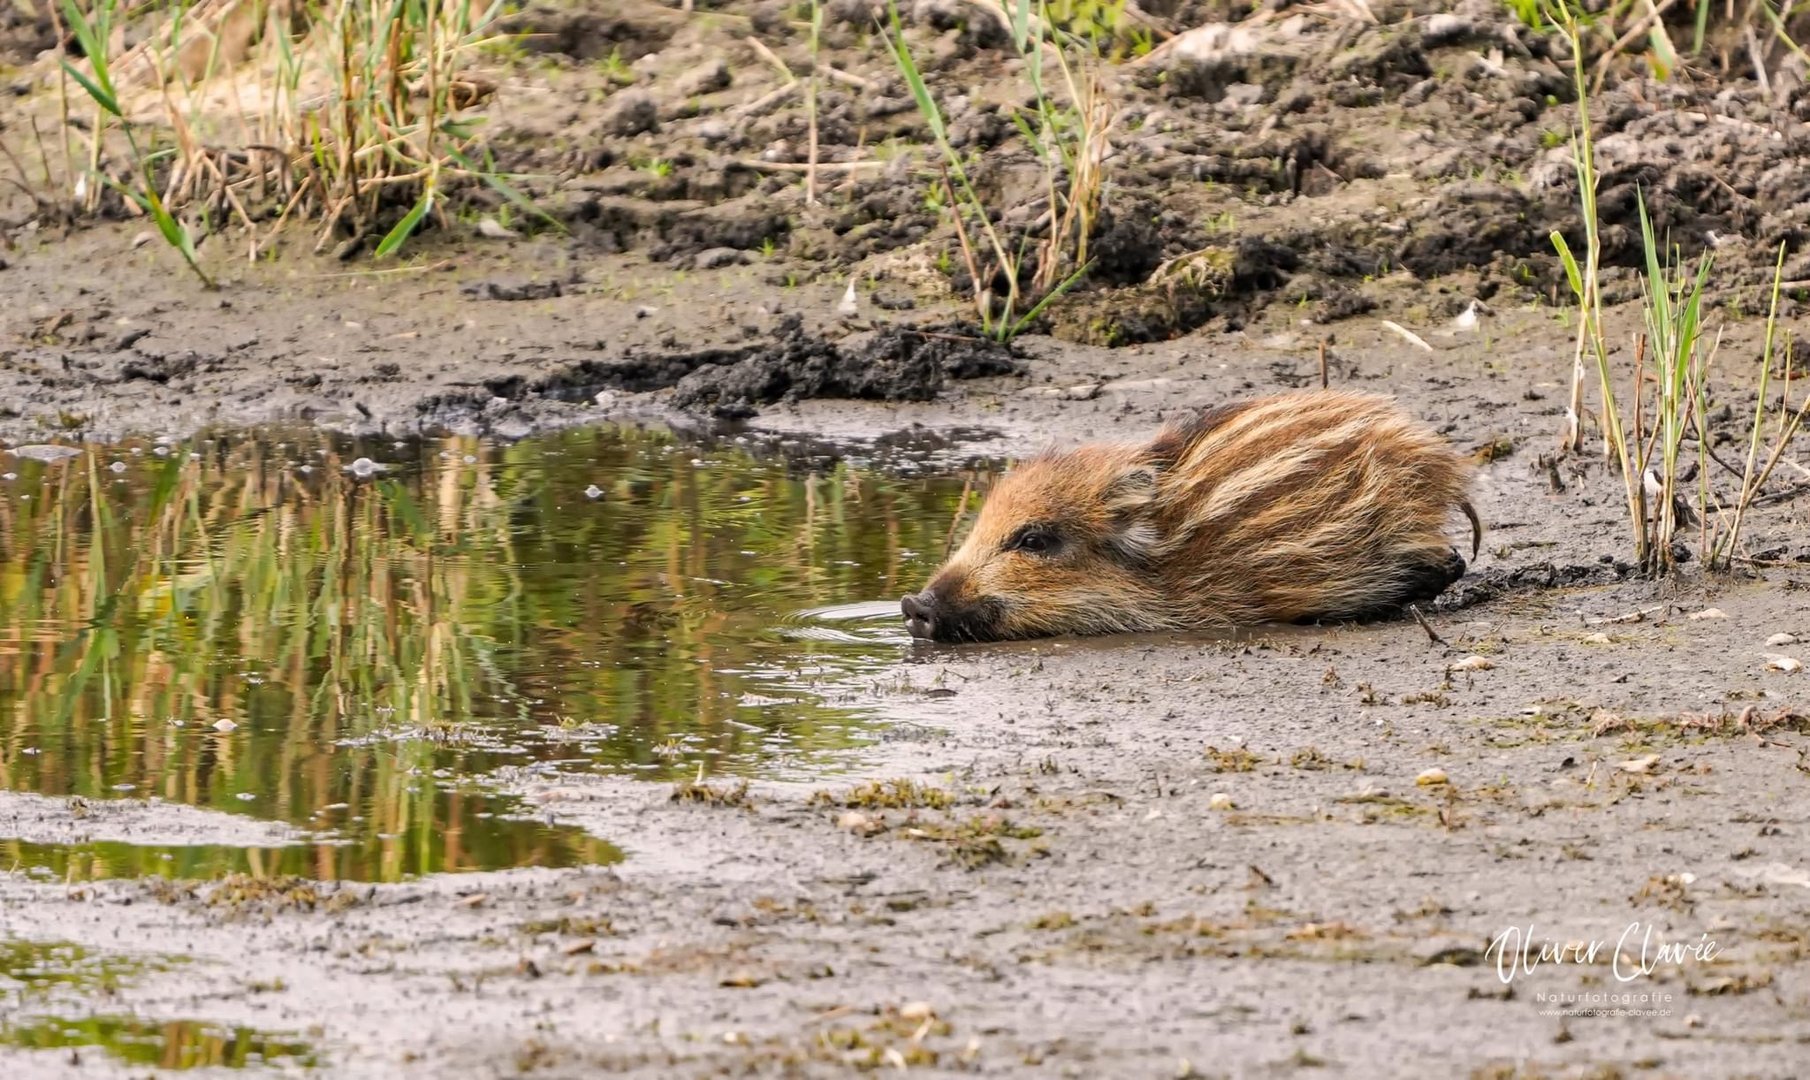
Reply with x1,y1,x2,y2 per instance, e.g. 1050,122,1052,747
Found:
0,423,993,880
0,1016,316,1070
0,938,184,1003
1,939,311,1069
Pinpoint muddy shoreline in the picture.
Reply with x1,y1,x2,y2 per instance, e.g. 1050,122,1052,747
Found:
3,233,1809,1077
4,0,1810,1076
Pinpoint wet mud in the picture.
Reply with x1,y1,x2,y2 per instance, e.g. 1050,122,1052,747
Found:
3,0,1810,1077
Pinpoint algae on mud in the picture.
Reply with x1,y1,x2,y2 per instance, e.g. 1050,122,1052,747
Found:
0,422,992,881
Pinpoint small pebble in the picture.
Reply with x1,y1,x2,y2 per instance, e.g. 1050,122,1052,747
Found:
477,217,519,239
1764,655,1802,673
1582,632,1612,645
1448,655,1493,672
1765,633,1797,647
212,719,238,732
1208,792,1236,811
899,1001,935,1022
1415,768,1449,786
1688,607,1728,620
1618,754,1660,774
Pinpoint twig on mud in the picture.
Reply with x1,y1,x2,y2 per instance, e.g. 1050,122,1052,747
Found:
1583,605,1664,626
733,82,801,118
1589,0,1681,93
1746,22,1774,98
1380,320,1433,353
291,260,456,279
1407,605,1445,647
1318,338,1329,390
734,159,884,173
745,35,796,84
815,64,872,90
1749,479,1810,507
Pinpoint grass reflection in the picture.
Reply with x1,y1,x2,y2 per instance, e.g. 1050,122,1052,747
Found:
0,1015,316,1069
0,424,984,880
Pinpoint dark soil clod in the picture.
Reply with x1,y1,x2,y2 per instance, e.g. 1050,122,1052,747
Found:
668,317,1020,419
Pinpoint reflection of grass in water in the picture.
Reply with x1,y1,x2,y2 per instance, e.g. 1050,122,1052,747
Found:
0,425,984,879
0,1015,316,1070
0,938,186,1003
0,939,303,1069
1,829,623,885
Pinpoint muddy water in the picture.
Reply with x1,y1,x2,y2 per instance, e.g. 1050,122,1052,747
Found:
1,938,315,1069
0,424,989,882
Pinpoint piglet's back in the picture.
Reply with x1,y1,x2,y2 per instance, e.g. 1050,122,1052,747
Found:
1146,390,1478,625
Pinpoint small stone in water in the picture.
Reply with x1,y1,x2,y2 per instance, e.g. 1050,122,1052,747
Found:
236,792,256,801
584,485,604,499
1416,768,1449,786
109,461,126,473
347,457,384,477
152,446,169,456
212,719,238,732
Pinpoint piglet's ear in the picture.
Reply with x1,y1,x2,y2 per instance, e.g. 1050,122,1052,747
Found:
1102,464,1158,518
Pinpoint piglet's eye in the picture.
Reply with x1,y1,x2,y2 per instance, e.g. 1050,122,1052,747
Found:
1009,529,1057,555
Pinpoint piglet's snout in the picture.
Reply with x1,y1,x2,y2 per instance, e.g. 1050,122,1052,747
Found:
900,593,937,640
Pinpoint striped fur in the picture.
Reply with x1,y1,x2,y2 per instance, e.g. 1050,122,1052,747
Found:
902,389,1481,643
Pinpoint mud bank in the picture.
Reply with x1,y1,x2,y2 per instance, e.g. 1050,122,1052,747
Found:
5,575,1810,1078
2,233,1809,1076
3,1,1810,1076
